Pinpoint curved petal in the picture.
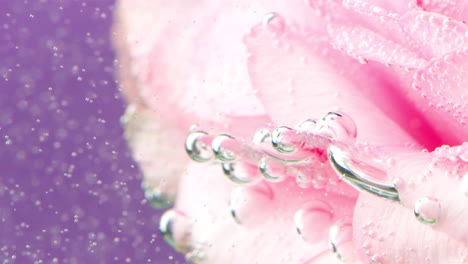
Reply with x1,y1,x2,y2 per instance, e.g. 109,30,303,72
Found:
352,144,468,263
172,162,358,263
399,11,468,59
417,0,468,22
245,20,442,148
412,49,468,143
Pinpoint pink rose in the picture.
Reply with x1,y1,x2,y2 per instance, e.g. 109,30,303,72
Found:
114,0,468,263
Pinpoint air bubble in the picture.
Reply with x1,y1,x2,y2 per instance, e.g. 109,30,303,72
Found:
263,12,285,34
294,201,333,243
315,112,357,144
328,144,400,201
329,220,353,261
212,134,236,162
229,183,273,225
185,131,212,162
159,209,192,253
258,157,287,182
222,162,258,184
271,126,296,153
414,197,441,224
252,128,270,144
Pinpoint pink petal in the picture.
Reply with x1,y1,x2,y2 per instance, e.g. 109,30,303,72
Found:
352,144,468,263
173,162,358,263
342,0,419,18
328,25,426,68
417,0,468,22
245,20,441,148
399,11,468,58
412,49,468,143
121,105,189,207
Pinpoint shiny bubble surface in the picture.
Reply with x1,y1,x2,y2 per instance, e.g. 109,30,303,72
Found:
212,134,236,162
294,201,333,243
185,131,213,162
271,126,296,154
159,209,192,253
315,112,357,144
222,162,258,184
414,197,441,224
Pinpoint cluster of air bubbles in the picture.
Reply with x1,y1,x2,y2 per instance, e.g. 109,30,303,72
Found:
178,111,468,263
184,112,358,187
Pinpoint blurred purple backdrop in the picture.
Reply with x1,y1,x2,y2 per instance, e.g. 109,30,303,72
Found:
0,1,185,263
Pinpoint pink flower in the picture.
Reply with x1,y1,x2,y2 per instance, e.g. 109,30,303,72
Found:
114,0,468,263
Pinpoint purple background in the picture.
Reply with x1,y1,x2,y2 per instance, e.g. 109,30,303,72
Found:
0,1,186,263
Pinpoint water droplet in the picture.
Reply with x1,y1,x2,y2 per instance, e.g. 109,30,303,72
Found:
222,162,258,184
263,12,285,34
258,157,287,182
328,144,400,201
414,197,441,224
329,219,353,261
291,164,327,189
229,183,273,225
271,126,296,153
252,128,270,144
142,183,174,209
159,209,192,252
294,201,333,243
296,118,317,131
185,131,212,162
212,134,236,162
315,112,357,144
392,177,405,191
371,254,383,264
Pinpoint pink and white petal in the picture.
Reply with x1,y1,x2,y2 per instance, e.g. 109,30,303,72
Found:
342,0,419,18
353,193,468,264
121,105,188,207
417,0,468,22
352,145,468,263
399,11,468,58
412,49,468,143
114,0,325,135
328,25,426,69
173,162,358,263
245,21,440,148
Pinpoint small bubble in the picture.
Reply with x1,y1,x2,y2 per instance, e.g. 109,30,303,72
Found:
371,254,383,263
258,157,287,182
329,219,353,261
252,128,270,144
263,12,285,34
414,197,441,224
315,112,357,144
271,126,296,153
159,209,192,253
294,201,333,243
229,183,273,225
185,131,212,162
222,162,258,184
212,134,236,162
295,118,317,131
